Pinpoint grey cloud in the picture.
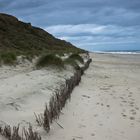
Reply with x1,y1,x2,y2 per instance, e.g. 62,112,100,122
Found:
45,24,140,51
0,0,140,51
0,0,140,26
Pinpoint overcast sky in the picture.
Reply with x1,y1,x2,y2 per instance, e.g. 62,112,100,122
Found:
0,0,140,51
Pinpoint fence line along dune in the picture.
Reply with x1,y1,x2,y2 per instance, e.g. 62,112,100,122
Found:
35,58,92,132
0,57,92,140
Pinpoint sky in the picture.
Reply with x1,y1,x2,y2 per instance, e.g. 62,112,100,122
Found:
0,0,140,51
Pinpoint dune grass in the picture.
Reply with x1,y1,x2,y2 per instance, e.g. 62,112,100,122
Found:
64,53,84,70
64,57,80,70
0,52,16,65
36,54,64,68
69,54,84,64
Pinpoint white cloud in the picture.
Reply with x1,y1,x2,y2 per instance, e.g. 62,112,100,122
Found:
45,24,140,37
45,24,106,35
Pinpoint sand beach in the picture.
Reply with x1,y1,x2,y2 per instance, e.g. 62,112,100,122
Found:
0,53,140,140
46,53,140,140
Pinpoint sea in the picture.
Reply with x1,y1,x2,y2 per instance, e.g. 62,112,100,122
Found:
93,50,140,54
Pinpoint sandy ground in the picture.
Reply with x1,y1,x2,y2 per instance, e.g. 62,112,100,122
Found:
0,55,85,140
45,53,140,140
0,65,74,129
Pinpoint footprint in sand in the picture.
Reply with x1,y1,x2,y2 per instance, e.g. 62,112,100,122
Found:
129,92,133,94
128,95,132,97
120,97,124,99
131,123,134,126
106,105,110,108
82,95,90,98
135,107,139,110
122,100,127,103
99,123,103,126
26,74,30,76
79,124,86,128
104,75,110,79
129,101,135,107
101,103,104,106
91,133,95,136
96,102,100,105
130,98,135,101
130,116,135,120
129,101,134,104
126,88,129,91
130,104,134,107
132,112,136,115
130,109,137,115
121,113,127,118
94,114,98,117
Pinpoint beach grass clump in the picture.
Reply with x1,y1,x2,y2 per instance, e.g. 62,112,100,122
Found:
64,53,84,70
69,54,84,64
36,54,64,68
0,125,41,140
64,57,80,70
0,52,16,65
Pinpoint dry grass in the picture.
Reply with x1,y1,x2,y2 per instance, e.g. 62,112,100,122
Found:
36,54,64,68
0,125,41,140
